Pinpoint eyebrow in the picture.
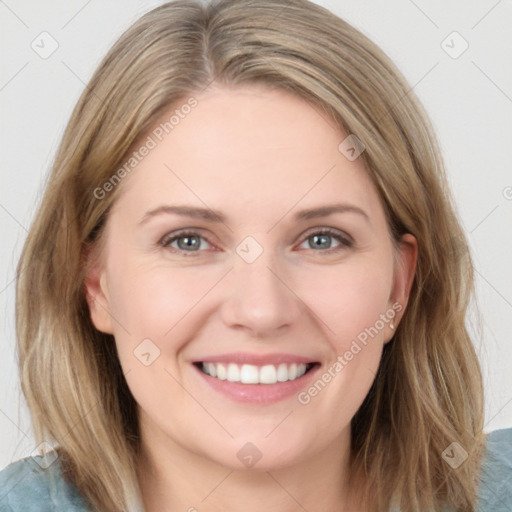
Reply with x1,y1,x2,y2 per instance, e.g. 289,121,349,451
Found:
139,203,370,225
139,205,226,224
293,204,369,222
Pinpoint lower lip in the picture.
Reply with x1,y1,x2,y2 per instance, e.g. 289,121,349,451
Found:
193,364,320,404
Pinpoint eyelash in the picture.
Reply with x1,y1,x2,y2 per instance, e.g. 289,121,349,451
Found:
158,227,354,257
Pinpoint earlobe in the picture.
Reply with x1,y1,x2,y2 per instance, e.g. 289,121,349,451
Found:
83,244,114,334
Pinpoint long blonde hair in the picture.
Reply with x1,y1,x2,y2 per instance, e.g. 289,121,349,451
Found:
16,1,485,510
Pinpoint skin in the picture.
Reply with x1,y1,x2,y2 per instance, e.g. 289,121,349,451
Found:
85,84,417,512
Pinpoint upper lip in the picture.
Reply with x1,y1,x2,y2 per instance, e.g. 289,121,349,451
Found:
192,352,319,366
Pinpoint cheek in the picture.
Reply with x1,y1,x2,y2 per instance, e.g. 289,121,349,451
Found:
298,262,392,420
103,263,203,416
291,260,393,417
295,258,393,347
106,261,217,338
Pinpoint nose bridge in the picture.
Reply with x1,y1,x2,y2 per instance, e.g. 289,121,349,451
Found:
220,236,301,334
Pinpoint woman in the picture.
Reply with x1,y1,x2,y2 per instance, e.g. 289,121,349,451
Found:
1,0,510,511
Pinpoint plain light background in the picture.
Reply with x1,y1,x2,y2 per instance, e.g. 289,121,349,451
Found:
1,0,511,469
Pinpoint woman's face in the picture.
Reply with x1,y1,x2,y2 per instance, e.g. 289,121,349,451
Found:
86,85,416,471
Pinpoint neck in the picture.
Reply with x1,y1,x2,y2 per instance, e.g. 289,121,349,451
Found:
137,420,362,512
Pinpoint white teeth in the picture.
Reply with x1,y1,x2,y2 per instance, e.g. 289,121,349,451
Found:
276,363,288,382
259,364,277,384
296,363,307,378
207,363,217,378
216,363,227,380
227,363,240,382
240,364,259,384
200,361,311,384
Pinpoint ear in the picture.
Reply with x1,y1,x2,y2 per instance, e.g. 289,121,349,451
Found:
386,233,418,341
83,243,114,334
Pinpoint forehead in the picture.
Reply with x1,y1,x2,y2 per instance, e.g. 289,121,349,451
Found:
112,85,384,227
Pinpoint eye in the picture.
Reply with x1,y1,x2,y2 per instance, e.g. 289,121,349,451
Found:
159,227,353,257
159,230,213,255
297,227,353,252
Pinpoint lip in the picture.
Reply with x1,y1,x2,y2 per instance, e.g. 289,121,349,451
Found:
192,355,321,404
192,352,317,366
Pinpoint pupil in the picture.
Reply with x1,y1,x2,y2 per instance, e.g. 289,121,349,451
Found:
311,234,330,249
178,236,200,250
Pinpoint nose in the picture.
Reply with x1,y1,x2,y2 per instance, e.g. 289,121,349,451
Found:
219,246,303,338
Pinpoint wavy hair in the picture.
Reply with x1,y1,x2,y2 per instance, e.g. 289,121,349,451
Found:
15,0,485,510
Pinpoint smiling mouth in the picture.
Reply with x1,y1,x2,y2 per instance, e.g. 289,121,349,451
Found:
194,362,318,385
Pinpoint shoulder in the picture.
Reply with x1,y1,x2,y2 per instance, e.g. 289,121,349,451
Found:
0,453,92,512
477,427,512,512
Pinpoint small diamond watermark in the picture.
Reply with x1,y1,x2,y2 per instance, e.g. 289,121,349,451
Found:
133,338,161,366
237,442,263,468
31,441,59,469
236,236,263,264
442,441,468,469
441,31,469,59
338,134,365,161
31,31,59,59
